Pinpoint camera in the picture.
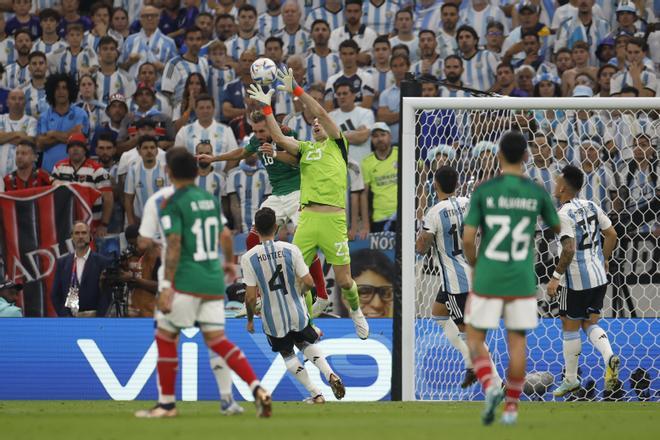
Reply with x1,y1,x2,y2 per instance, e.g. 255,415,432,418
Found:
101,246,137,317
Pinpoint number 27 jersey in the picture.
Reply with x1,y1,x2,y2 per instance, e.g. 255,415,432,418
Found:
423,196,471,294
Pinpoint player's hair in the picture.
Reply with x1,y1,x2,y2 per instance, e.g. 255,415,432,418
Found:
251,110,266,123
184,25,203,38
311,19,330,32
561,165,584,192
39,8,60,22
194,93,215,107
98,35,118,49
254,207,277,236
167,147,198,180
45,73,78,107
434,165,459,194
96,132,116,146
339,39,360,52
374,35,391,47
238,4,257,16
619,85,640,96
14,28,33,41
28,50,46,62
444,54,462,66
138,135,158,148
265,36,284,48
499,130,528,164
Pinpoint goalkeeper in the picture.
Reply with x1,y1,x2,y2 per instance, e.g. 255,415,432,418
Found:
247,68,369,340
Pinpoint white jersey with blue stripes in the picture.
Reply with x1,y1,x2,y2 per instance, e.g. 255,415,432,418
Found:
195,171,225,203
32,38,67,56
284,112,314,142
257,12,284,36
558,198,612,291
422,196,472,294
161,56,209,103
241,240,310,338
304,6,344,32
124,161,169,219
580,166,617,213
226,166,272,233
461,50,498,92
2,62,30,89
363,0,400,35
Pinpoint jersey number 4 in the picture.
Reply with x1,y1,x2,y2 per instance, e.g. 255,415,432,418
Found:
191,217,219,262
268,264,289,295
484,215,531,262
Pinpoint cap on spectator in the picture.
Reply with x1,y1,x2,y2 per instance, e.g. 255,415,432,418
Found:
135,117,158,129
533,73,560,86
572,85,593,97
518,1,539,14
616,0,637,14
134,82,156,97
0,279,23,291
107,93,128,112
472,140,498,158
615,29,634,41
371,122,391,134
429,144,456,161
67,133,88,149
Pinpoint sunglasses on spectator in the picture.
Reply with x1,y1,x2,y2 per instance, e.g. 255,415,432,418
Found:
487,31,504,37
358,285,394,303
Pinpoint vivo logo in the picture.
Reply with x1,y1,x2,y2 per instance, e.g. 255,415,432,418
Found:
78,328,391,402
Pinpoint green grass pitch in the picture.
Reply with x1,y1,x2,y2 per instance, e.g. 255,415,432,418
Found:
0,401,656,440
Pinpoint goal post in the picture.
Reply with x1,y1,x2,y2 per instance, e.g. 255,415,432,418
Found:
400,97,660,402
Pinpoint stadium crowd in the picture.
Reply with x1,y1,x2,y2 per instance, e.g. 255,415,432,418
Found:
0,0,658,317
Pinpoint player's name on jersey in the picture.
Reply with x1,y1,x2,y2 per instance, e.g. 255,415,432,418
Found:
257,249,284,263
488,196,538,211
191,200,215,211
441,206,467,218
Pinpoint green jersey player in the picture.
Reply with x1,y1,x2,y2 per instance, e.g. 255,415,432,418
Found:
462,131,561,426
247,68,369,340
135,147,272,419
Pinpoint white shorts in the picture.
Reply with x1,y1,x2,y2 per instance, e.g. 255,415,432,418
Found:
156,293,225,333
260,190,301,226
464,293,538,331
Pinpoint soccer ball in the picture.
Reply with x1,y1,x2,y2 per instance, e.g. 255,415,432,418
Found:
250,58,278,86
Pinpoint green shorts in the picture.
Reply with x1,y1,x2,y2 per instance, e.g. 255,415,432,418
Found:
293,209,350,266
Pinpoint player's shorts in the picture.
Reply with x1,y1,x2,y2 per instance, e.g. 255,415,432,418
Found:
293,209,350,266
558,284,607,320
464,293,538,331
260,190,301,226
155,293,225,333
435,290,468,325
266,323,320,353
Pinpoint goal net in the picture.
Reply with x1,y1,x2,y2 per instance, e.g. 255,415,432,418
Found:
400,97,659,402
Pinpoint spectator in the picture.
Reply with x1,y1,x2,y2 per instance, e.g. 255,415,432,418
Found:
347,155,368,240
305,0,343,32
325,39,376,111
305,19,342,87
560,41,598,96
94,93,129,153
515,64,535,96
0,89,37,177
610,38,657,97
459,0,509,46
48,23,98,77
415,0,443,32
95,133,123,234
0,279,23,317
389,9,419,64
361,122,398,233
227,154,271,233
225,4,264,61
595,36,616,66
555,0,610,66
609,30,633,70
76,73,107,139
579,139,619,213
328,0,377,66
258,0,284,36
411,30,444,79
128,63,173,118
264,36,285,68
531,73,564,134
526,132,558,195
0,14,17,67
222,49,257,123
378,54,410,142
609,86,654,164
83,2,113,52
610,0,643,36
484,21,505,58
57,0,93,37
95,36,136,105
502,2,551,64
214,13,237,42
2,28,33,90
368,36,394,99
274,0,310,57
159,0,183,38
116,117,166,188
195,141,225,205
110,7,131,43
274,54,306,119
169,3,201,48
435,2,460,59
51,133,113,236
620,133,659,228
329,81,375,163
124,135,168,226
127,84,176,142
440,55,472,97
33,9,67,55
493,63,530,97
456,25,497,92
51,221,111,317
173,72,208,130
551,0,606,35
554,47,575,78
161,26,209,104
595,64,618,97
6,0,41,39
512,31,547,72
21,51,48,118
2,141,52,190
206,40,236,122
194,12,214,49
470,140,499,187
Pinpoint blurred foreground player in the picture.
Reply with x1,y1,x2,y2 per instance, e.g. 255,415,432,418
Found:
135,148,271,418
463,130,561,425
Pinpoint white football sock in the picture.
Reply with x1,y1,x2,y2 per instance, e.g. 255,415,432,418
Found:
284,354,321,397
302,343,334,381
484,344,502,388
587,325,614,365
208,350,234,401
434,315,472,368
562,331,581,382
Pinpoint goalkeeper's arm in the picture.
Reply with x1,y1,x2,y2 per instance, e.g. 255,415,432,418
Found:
296,89,341,140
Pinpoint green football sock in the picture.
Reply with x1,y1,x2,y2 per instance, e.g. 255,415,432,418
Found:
341,281,360,312
305,290,314,323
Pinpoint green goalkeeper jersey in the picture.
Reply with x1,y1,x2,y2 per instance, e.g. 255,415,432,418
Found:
297,134,349,209
159,185,225,297
464,174,559,298
244,129,300,196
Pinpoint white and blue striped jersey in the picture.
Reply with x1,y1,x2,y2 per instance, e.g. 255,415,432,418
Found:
161,56,209,103
196,171,225,203
365,67,395,98
389,35,420,63
622,160,658,210
95,69,136,105
459,4,510,45
31,38,67,56
325,68,376,106
0,37,16,66
609,113,654,164
580,166,617,213
422,196,472,294
124,161,169,219
119,29,178,79
82,31,102,52
610,69,657,96
0,114,37,177
284,112,314,142
414,1,442,32
554,16,610,65
21,82,48,118
226,165,272,233
363,0,400,35
257,13,284,37
207,65,236,122
274,90,295,118
128,91,173,119
556,114,613,165
31,0,62,14
526,164,557,196
75,100,108,136
174,120,238,173
305,50,342,86
558,199,612,290
47,47,98,77
461,50,498,92
437,30,458,59
1,62,30,89
304,6,344,32
274,27,311,57
225,34,265,61
114,0,144,24
241,240,310,338
411,56,444,79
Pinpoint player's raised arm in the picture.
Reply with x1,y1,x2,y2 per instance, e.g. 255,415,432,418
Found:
197,147,251,164
276,67,341,140
247,84,300,155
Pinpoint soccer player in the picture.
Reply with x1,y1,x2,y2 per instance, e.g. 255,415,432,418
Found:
463,130,561,425
547,165,620,397
242,207,345,404
135,148,271,418
247,68,369,339
416,165,503,389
